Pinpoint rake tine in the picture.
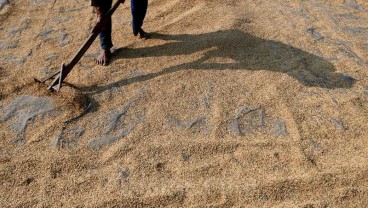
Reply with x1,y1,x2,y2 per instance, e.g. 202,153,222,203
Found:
34,70,61,83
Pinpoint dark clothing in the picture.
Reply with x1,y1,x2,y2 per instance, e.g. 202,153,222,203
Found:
131,0,148,36
91,0,112,7
91,0,148,50
97,0,113,50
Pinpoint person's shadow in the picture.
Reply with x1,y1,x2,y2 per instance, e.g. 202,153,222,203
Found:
82,29,355,94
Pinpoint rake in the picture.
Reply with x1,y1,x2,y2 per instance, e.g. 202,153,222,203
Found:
35,0,123,92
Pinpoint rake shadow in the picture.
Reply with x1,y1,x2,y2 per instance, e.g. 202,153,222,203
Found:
82,29,355,94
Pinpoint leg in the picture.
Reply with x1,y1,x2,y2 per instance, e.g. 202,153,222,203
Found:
131,0,149,38
95,0,113,65
96,15,112,66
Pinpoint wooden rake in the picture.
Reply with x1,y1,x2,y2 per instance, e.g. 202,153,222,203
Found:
35,0,123,92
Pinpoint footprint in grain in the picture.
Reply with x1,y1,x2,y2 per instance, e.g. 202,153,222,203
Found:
0,95,56,145
228,106,289,138
86,89,146,151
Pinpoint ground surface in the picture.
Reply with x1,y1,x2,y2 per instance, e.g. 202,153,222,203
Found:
1,0,368,207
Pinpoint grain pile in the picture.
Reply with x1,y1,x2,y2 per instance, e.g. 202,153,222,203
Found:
1,0,368,207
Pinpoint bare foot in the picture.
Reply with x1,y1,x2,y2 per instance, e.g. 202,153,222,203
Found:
95,49,111,66
139,29,151,39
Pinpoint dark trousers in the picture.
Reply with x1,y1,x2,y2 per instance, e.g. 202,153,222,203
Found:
98,0,113,50
95,0,148,50
131,0,148,35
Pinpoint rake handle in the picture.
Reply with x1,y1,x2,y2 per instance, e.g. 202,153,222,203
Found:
48,0,123,91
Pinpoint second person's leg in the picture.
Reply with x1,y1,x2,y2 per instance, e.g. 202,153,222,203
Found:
131,0,148,38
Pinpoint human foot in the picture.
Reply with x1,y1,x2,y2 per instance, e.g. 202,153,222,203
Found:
95,49,111,66
139,28,151,39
